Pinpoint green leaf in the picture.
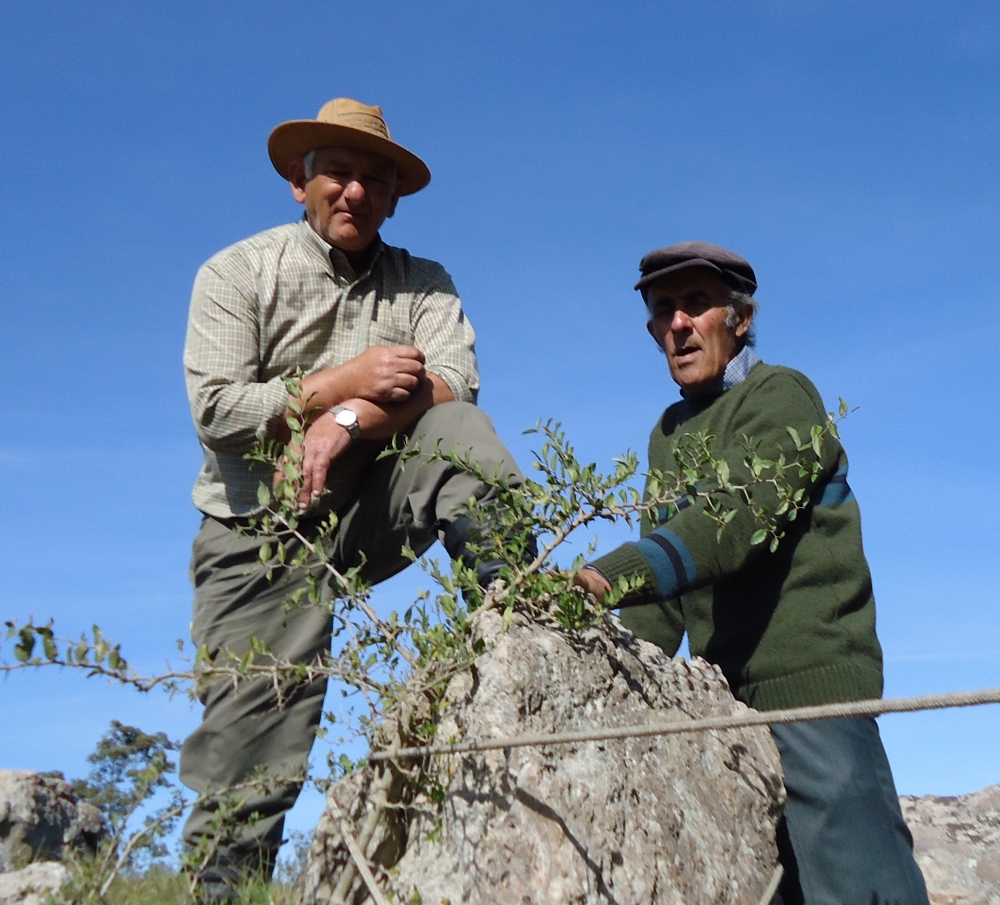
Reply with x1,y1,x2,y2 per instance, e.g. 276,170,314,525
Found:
257,484,271,507
750,529,768,546
810,425,823,456
786,426,801,448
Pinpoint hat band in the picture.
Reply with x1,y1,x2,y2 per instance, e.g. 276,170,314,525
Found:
321,111,391,140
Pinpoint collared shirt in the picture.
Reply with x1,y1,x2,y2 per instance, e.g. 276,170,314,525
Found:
681,344,762,399
184,217,480,518
722,344,762,391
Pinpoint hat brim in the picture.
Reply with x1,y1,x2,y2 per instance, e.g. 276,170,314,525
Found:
267,121,431,196
635,258,756,295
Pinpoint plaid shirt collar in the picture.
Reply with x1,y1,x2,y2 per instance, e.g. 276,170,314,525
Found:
681,344,762,400
297,215,385,284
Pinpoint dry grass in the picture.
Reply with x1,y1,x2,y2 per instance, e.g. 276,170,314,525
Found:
100,867,297,905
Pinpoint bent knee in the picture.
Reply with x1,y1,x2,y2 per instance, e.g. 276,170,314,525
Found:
409,402,522,478
413,400,494,442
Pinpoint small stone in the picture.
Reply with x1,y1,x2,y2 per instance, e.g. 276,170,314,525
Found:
0,861,70,905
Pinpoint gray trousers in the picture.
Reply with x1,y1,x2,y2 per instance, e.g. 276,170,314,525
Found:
179,402,524,866
771,716,929,905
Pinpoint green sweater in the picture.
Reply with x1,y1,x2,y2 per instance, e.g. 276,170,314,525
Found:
590,362,883,711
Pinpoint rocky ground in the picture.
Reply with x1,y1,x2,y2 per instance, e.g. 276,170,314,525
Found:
1,614,997,904
902,784,1000,905
300,611,783,905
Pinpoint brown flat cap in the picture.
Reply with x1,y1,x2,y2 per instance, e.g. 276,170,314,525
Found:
635,241,757,296
268,97,431,196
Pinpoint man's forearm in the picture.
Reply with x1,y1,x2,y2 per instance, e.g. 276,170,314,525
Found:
297,364,361,417
347,373,455,440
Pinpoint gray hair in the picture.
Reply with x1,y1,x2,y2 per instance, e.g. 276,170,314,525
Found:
302,149,318,180
301,148,398,186
644,288,759,348
726,290,758,348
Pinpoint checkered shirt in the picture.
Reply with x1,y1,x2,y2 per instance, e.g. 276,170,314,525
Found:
184,217,480,518
680,344,762,400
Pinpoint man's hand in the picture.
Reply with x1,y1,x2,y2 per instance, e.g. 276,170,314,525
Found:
275,411,352,510
278,346,429,443
573,567,612,602
275,372,457,509
347,345,426,403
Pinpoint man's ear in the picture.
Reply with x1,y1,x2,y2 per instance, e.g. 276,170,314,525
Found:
385,188,401,220
733,306,754,340
287,159,308,204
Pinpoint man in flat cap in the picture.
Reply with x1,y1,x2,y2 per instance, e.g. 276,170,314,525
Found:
574,242,929,905
181,98,524,897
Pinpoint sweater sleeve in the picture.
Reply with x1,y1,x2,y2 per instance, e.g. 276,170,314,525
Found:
591,371,839,607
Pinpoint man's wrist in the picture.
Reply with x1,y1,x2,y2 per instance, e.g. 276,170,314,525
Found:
329,405,361,440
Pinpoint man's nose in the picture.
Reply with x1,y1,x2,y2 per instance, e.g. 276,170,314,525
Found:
342,178,367,204
671,309,693,331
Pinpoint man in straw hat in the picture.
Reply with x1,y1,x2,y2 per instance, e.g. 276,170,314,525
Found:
181,98,526,898
574,242,929,905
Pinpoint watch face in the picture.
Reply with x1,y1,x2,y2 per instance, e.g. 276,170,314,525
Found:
335,409,356,427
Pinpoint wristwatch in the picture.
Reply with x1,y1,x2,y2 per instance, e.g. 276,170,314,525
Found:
329,405,361,441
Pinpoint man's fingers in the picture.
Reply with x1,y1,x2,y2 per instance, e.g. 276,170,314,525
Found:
310,450,331,505
298,446,315,508
392,344,425,364
385,356,425,378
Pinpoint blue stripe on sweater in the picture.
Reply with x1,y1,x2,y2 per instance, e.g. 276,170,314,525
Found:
655,494,692,525
813,465,855,506
632,528,697,599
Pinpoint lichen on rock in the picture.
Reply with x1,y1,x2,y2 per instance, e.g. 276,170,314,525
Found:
900,783,1000,905
298,611,785,905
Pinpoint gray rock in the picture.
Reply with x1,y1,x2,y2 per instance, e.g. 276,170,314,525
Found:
299,611,785,904
0,770,105,872
0,861,69,905
900,783,1000,905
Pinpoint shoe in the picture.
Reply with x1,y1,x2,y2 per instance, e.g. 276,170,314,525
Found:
443,516,538,589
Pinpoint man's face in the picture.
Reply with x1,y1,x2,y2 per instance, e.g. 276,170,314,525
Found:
645,269,752,393
289,146,399,254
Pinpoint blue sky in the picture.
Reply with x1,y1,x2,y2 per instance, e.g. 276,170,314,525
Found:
2,0,998,845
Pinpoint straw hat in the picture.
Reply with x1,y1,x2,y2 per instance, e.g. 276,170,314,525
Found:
267,98,431,196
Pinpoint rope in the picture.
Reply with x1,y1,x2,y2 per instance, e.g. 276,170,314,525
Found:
369,686,1000,762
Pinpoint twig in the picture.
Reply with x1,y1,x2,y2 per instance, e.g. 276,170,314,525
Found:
325,771,394,905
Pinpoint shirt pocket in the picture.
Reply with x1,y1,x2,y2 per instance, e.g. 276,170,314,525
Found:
366,312,413,347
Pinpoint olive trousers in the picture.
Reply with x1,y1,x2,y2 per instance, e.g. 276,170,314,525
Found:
178,402,524,873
